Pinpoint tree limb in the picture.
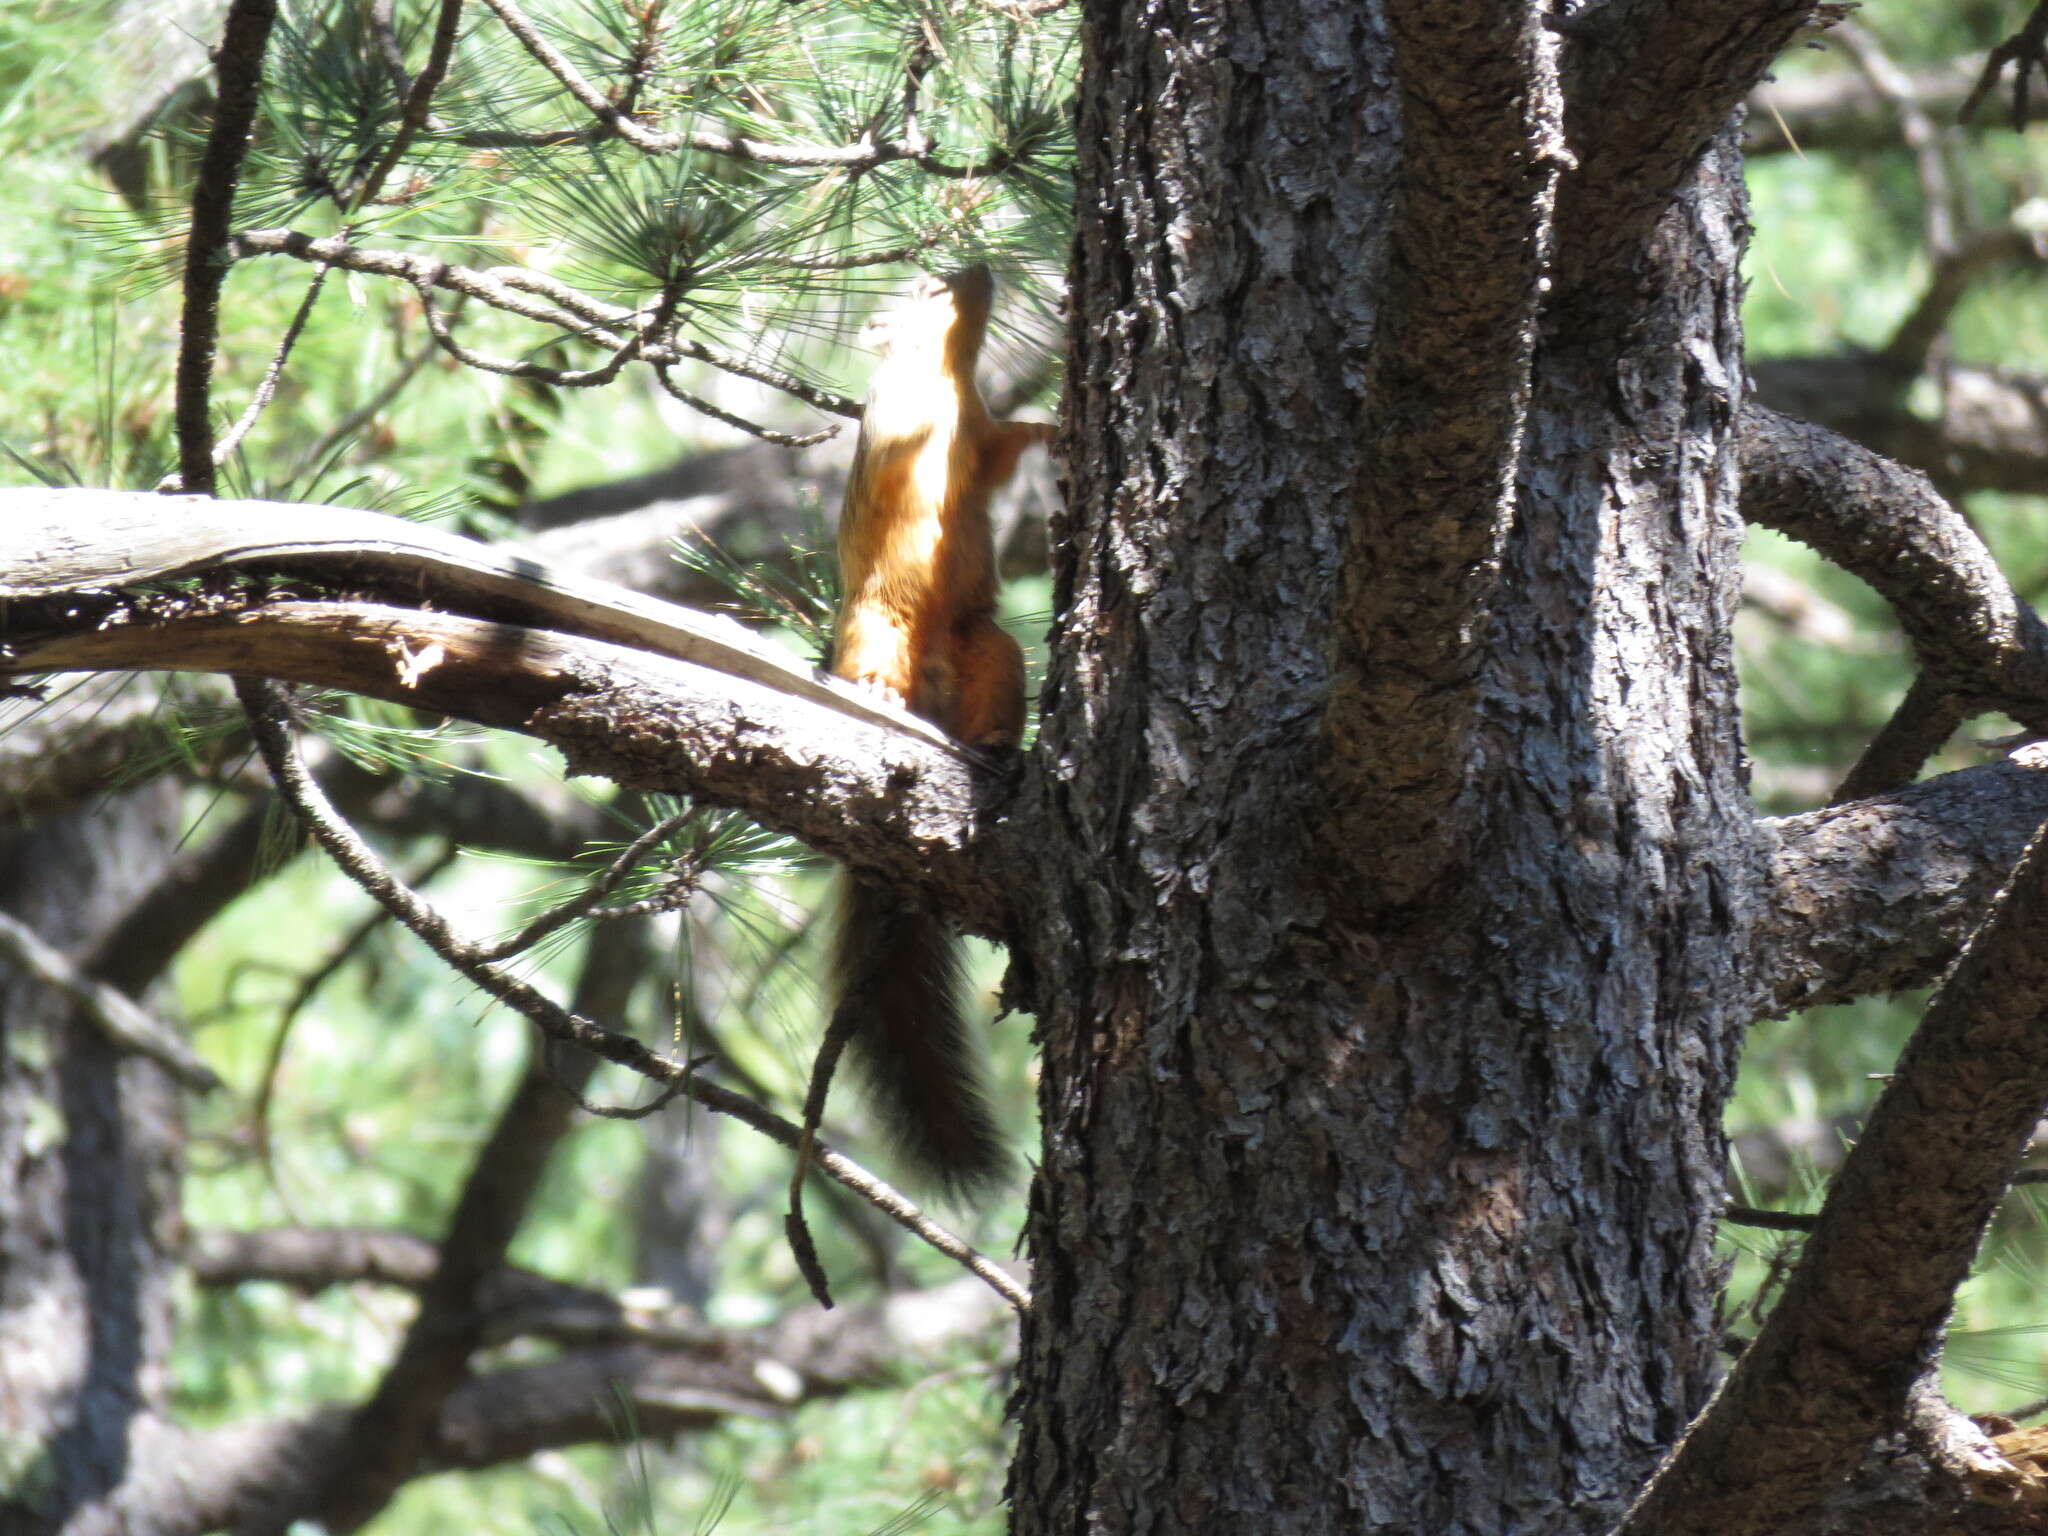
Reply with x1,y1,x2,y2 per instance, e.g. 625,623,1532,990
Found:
1738,404,2048,777
5,602,1000,928
1320,1,1564,905
1754,757,2048,1017
1618,802,2048,1535
1555,0,1823,303
172,0,278,493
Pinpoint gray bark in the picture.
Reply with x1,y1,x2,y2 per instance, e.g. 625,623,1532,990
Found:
0,788,187,1532
1007,1,1796,1529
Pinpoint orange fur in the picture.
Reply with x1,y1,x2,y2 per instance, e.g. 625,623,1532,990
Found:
824,266,1049,1195
830,266,1049,745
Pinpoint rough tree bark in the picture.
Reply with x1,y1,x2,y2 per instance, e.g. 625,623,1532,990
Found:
24,0,2048,1532
1003,0,1812,1531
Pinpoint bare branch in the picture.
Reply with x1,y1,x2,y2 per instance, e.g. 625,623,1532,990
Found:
348,0,465,210
185,266,332,486
1320,1,1565,906
1,488,947,752
230,227,861,419
1619,797,2048,1536
0,910,220,1091
1754,759,2048,1018
652,366,842,448
173,0,280,494
1739,405,2048,744
228,679,1026,1315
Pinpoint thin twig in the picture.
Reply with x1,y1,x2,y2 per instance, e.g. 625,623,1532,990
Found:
0,910,222,1092
171,265,334,490
474,809,695,962
173,0,281,495
1961,0,2048,129
348,0,467,210
409,263,685,387
231,228,863,418
252,845,460,1170
653,368,842,448
234,679,1027,1313
471,0,1014,176
786,1001,867,1308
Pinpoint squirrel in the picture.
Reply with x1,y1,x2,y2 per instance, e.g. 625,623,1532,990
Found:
825,264,1052,1197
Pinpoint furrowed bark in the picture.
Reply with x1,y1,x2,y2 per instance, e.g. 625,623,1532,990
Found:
1755,758,2048,1015
1013,0,1763,1522
1321,1,1563,907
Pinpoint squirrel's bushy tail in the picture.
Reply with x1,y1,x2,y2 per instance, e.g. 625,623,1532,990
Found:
831,874,1009,1198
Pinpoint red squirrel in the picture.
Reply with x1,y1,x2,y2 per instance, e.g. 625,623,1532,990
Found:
826,264,1051,1194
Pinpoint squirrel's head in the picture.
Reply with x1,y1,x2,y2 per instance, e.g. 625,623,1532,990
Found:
861,265,995,367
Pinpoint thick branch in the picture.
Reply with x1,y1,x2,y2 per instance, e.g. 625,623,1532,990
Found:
1618,799,2048,1535
5,602,1003,932
1755,758,2048,1016
1556,0,1820,301
1320,2,1563,905
1739,404,2048,735
1753,352,2048,500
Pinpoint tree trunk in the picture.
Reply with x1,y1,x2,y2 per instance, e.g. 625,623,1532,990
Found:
0,788,187,1531
1010,10,1759,1530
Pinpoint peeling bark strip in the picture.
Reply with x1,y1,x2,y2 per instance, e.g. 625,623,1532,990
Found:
1618,806,2048,1536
